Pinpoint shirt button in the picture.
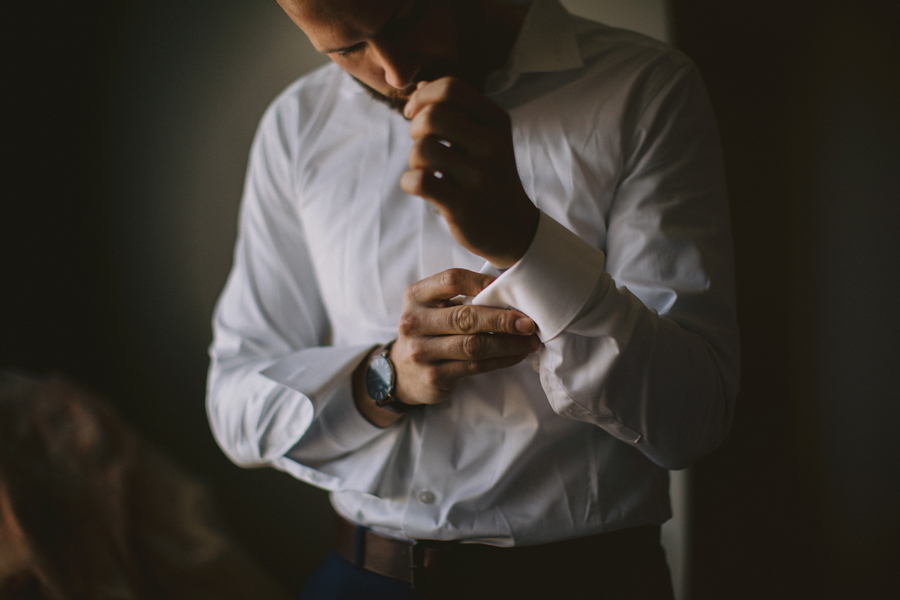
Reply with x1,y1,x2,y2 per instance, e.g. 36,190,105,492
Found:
418,490,436,504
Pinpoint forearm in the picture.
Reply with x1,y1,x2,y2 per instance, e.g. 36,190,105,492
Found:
539,280,738,469
473,211,739,469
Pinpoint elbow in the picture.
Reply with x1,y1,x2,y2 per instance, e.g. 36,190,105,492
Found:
642,395,735,471
205,382,271,469
644,445,710,472
206,405,269,469
641,432,727,470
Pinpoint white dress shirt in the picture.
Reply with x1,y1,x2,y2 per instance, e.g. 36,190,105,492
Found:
207,0,739,546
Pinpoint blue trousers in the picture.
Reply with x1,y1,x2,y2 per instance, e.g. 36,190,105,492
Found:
300,551,416,600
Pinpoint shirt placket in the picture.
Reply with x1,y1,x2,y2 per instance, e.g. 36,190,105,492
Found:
401,406,456,540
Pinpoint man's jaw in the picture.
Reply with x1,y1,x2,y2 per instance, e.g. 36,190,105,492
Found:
351,76,415,114
350,59,473,116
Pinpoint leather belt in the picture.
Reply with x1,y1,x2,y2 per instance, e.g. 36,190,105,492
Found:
335,514,456,586
334,513,663,590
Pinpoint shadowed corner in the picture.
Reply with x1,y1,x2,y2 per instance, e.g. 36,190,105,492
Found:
0,369,292,600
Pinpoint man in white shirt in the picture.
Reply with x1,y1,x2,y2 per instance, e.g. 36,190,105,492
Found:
207,0,739,597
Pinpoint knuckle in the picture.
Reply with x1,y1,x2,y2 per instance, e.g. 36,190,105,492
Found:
397,312,418,337
500,311,519,333
402,282,420,304
437,77,454,95
410,105,432,137
400,170,424,196
420,104,440,129
406,338,429,364
440,268,463,290
461,334,486,359
464,359,484,376
409,347,428,366
489,315,506,335
452,305,477,333
408,139,428,168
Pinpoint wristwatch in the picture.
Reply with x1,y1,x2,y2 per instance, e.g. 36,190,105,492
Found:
365,342,421,414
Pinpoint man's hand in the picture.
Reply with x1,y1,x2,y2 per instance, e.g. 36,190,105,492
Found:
354,268,540,427
394,269,540,405
401,77,540,269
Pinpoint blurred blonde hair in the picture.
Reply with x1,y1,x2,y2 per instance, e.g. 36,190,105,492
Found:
0,371,290,600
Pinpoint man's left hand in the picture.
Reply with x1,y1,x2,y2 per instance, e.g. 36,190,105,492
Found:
401,77,540,269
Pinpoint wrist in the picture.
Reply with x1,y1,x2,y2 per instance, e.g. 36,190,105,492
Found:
352,342,421,428
484,201,540,269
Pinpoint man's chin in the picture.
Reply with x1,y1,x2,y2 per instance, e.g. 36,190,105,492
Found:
352,77,414,115
351,61,472,116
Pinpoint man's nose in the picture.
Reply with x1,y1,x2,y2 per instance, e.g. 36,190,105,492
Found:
371,38,421,90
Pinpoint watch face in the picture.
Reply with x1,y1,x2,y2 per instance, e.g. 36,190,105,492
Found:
365,355,394,401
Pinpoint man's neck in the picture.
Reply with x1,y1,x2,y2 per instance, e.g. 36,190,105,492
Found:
462,0,529,88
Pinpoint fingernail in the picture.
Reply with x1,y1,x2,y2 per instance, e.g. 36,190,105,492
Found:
515,318,534,334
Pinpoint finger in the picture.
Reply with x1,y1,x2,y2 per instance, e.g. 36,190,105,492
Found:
404,77,509,127
400,167,466,207
408,136,482,188
403,269,496,304
394,353,529,405
408,104,497,160
435,332,541,361
437,352,532,380
400,304,536,341
433,304,537,337
399,348,533,397
402,333,538,366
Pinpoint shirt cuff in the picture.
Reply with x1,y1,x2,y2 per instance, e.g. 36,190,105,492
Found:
261,345,384,450
472,211,607,341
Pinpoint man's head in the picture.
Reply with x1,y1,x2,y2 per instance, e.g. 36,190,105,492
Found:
276,0,485,112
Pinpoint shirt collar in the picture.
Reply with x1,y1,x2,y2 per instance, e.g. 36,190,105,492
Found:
485,0,584,95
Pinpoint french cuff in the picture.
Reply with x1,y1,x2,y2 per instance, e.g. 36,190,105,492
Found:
472,211,607,342
261,345,384,450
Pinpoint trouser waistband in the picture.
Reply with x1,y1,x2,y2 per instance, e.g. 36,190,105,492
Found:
334,513,664,591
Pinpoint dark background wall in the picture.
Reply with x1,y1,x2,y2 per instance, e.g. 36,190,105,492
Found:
2,0,333,591
674,1,900,598
2,0,898,597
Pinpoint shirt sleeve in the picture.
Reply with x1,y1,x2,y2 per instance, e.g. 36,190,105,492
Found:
473,62,740,470
205,89,399,492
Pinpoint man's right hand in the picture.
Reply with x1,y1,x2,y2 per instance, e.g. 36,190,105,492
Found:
354,268,539,427
391,268,540,406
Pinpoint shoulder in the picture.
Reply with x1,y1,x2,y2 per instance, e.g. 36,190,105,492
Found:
573,16,692,74
509,18,703,140
255,63,348,149
539,17,709,140
571,16,698,102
